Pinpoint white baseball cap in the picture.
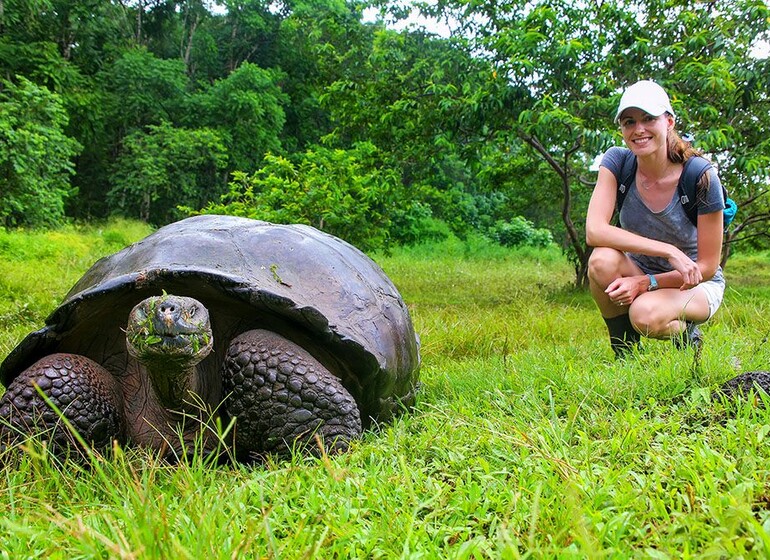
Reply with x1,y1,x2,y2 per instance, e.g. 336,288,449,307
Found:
614,80,676,122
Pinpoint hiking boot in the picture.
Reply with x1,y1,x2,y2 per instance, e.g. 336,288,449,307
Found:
673,321,703,353
604,314,641,360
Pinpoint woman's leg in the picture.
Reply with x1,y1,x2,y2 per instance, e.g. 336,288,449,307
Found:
587,247,645,357
629,288,711,339
588,247,645,317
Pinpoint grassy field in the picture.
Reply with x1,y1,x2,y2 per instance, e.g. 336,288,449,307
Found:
1,220,770,558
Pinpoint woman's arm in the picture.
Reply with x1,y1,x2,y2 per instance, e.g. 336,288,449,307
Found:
695,210,723,281
586,166,703,287
586,168,683,257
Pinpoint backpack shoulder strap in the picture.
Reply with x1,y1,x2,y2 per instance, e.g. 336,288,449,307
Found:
677,156,713,226
614,149,637,215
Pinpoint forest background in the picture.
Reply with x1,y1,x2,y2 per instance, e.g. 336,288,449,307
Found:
1,0,769,286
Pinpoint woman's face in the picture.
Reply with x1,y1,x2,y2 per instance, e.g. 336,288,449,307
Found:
618,108,674,157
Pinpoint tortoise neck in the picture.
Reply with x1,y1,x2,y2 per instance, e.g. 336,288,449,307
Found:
145,359,202,411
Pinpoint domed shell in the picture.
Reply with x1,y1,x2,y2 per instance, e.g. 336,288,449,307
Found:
0,215,420,424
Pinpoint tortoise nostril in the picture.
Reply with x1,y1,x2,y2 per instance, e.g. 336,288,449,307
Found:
156,302,181,324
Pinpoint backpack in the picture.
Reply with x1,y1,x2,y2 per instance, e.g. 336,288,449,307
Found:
612,149,737,229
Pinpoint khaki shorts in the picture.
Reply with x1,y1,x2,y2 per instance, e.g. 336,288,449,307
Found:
692,279,725,321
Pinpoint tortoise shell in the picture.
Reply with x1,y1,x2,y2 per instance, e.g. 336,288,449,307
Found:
0,215,420,426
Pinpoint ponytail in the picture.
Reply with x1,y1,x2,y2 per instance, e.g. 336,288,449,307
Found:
667,119,710,200
667,126,700,163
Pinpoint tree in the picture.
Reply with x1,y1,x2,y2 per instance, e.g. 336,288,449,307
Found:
100,47,189,134
398,0,770,285
108,121,228,224
187,62,287,173
0,0,134,74
0,76,81,227
62,47,191,218
320,25,519,238
215,0,280,73
270,0,375,151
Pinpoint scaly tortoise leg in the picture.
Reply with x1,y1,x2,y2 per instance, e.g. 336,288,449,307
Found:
0,353,124,456
222,329,362,458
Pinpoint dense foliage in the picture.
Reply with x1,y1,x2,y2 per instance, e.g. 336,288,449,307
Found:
196,142,413,251
0,76,81,227
0,0,768,283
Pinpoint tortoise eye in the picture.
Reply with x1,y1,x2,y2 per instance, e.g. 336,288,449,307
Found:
189,306,196,317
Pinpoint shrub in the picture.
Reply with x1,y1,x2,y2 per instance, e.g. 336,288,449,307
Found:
194,142,430,252
488,217,554,248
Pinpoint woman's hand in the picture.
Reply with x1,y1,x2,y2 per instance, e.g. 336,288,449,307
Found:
605,276,645,307
666,247,703,289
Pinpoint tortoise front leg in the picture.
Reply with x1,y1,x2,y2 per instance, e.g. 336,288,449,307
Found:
222,329,362,458
0,353,125,456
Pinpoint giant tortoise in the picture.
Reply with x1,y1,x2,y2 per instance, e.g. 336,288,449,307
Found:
0,215,420,460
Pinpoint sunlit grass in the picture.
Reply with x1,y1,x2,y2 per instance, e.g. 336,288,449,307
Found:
1,222,769,556
0,220,154,363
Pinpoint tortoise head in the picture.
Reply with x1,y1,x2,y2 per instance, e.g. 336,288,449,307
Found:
126,294,213,368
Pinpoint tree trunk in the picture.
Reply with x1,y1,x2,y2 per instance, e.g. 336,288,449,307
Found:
521,132,589,288
182,10,200,73
721,231,733,269
141,191,151,223
136,0,144,44
560,172,589,288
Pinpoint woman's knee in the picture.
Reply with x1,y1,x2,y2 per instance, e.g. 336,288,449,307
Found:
629,299,673,337
628,306,655,336
588,247,626,284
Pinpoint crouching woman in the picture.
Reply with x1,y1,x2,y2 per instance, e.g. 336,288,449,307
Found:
585,80,726,359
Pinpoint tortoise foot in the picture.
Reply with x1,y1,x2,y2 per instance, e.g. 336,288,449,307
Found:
223,329,362,458
0,353,124,456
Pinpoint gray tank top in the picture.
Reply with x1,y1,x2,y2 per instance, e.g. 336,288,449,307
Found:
601,147,725,286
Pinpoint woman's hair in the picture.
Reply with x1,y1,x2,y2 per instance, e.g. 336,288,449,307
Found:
666,118,711,200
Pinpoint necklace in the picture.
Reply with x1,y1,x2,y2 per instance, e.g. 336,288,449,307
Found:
638,175,656,190
637,165,673,191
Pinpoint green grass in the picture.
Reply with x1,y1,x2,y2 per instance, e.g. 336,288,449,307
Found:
1,221,770,557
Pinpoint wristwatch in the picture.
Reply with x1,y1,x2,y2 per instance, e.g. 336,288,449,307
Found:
646,274,659,292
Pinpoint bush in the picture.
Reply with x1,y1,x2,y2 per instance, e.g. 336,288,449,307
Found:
488,217,554,248
389,203,450,246
194,142,430,252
